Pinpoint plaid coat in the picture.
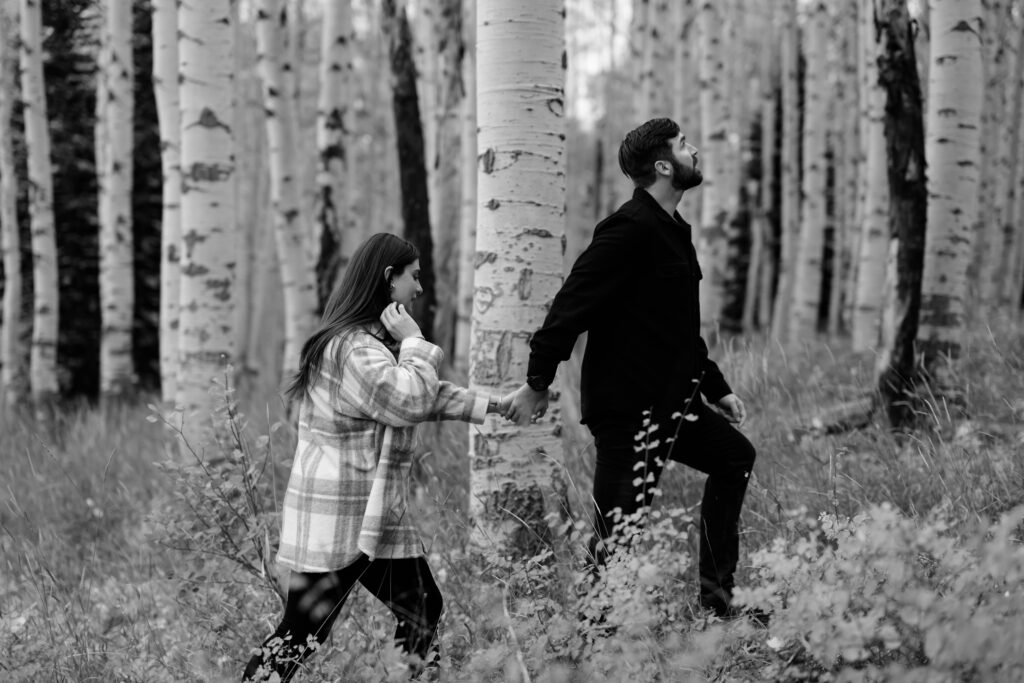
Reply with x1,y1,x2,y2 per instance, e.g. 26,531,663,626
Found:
276,330,487,572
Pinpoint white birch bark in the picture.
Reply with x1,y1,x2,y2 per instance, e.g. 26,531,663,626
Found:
0,3,23,407
643,0,670,119
429,0,463,354
755,26,777,331
315,0,355,291
696,0,729,330
229,0,251,369
470,0,567,558
852,0,890,351
917,0,984,389
255,0,316,381
177,0,237,449
153,0,181,403
672,0,699,220
455,0,476,377
839,2,863,333
787,1,828,344
286,0,304,106
18,0,58,403
630,0,650,124
770,0,799,342
1005,21,1024,305
975,0,1009,300
989,14,1022,303
672,0,698,135
98,0,135,396
828,1,859,337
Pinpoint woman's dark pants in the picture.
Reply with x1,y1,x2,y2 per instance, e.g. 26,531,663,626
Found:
243,555,442,682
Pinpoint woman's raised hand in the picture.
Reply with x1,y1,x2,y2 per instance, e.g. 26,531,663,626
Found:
380,302,423,342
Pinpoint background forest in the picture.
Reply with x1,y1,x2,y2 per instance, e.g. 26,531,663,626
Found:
1,0,1024,681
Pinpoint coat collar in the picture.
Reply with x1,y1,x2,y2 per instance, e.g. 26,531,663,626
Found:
631,187,693,260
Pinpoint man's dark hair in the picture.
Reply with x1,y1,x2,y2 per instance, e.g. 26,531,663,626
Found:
617,118,681,188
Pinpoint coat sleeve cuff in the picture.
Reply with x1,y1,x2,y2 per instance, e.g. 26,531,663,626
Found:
701,377,733,405
467,391,489,424
399,336,443,368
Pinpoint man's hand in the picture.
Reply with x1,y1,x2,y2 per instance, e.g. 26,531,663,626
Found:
715,393,747,426
505,383,549,425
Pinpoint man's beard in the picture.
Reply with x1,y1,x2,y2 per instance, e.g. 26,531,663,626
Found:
670,157,703,191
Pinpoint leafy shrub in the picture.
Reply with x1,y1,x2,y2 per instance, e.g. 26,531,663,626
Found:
734,503,1024,682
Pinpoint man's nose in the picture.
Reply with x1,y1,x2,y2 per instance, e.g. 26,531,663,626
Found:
686,142,698,155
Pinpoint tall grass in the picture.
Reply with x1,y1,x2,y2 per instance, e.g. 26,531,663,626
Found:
1,316,1022,681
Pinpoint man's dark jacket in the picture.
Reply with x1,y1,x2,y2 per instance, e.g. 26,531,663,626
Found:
527,188,731,426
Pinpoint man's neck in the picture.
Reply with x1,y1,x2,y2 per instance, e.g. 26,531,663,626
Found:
643,184,685,221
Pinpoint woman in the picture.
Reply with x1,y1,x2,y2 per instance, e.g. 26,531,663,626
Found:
244,233,509,681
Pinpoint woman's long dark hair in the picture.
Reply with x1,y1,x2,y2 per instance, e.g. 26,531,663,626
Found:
285,232,419,401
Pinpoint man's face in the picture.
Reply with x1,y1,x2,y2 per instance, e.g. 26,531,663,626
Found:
665,133,702,191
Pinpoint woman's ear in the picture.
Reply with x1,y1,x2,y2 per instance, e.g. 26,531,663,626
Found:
383,265,393,284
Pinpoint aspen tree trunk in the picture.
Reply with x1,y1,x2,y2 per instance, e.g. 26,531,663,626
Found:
875,0,928,427
976,0,1009,301
852,0,890,351
235,16,266,384
97,0,135,397
413,0,438,218
771,0,799,342
917,0,984,396
382,0,437,342
256,0,317,381
755,29,777,331
429,0,463,356
840,52,862,334
314,0,355,311
828,1,860,338
470,0,567,559
632,0,650,122
990,15,1022,303
18,0,58,405
644,0,670,118
153,0,181,403
0,3,24,408
228,0,251,371
455,0,476,377
1004,21,1024,307
672,0,698,137
177,0,237,450
788,1,828,344
286,0,304,105
672,0,699,221
696,0,729,332
742,177,764,332
600,0,631,218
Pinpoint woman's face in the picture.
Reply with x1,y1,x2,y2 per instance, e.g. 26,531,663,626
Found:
388,259,422,309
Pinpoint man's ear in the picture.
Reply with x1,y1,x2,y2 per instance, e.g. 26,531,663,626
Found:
383,265,394,284
655,160,671,177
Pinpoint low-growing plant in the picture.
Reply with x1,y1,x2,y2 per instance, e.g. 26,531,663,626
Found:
734,502,1024,682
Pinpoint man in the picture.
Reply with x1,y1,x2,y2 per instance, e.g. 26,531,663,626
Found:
506,118,756,618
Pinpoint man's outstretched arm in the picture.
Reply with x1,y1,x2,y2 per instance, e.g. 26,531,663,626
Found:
508,217,639,425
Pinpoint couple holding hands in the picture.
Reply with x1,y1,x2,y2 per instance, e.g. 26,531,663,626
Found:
243,118,758,681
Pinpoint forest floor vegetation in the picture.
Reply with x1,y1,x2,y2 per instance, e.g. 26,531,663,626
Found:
2,315,1024,681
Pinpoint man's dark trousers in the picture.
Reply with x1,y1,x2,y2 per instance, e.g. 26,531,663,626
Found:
586,400,756,613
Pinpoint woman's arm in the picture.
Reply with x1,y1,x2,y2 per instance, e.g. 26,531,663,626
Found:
336,336,444,427
427,382,497,423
